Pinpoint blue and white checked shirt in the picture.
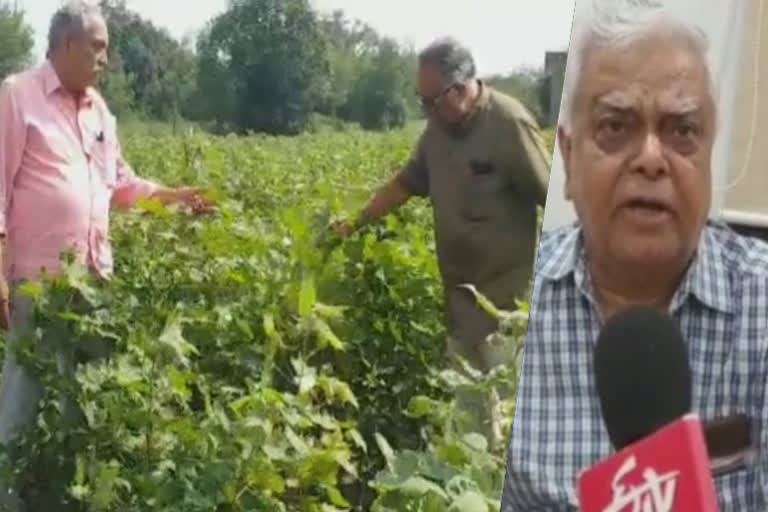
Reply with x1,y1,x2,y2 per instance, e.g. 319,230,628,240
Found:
502,220,768,511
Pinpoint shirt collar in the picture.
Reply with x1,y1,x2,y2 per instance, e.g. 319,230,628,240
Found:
41,59,95,107
434,79,490,137
538,221,733,314
669,224,733,313
458,79,490,128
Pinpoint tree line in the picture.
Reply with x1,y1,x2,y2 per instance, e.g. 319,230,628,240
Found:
0,0,555,135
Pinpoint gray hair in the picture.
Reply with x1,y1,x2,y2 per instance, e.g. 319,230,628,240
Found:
418,37,477,86
560,0,715,130
47,0,103,56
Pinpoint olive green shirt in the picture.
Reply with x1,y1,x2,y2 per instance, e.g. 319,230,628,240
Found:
397,82,550,349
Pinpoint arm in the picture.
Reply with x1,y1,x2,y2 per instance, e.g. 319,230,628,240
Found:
103,110,212,213
349,133,428,231
110,139,210,212
0,80,25,237
0,80,24,325
0,80,27,329
353,175,413,229
0,241,7,329
506,116,551,207
111,139,160,210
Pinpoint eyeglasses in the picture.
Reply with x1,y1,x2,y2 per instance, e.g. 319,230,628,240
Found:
419,84,457,111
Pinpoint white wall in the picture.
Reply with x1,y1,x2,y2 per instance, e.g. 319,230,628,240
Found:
542,0,749,232
721,0,768,226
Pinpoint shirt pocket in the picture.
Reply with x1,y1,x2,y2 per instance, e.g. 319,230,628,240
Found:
100,138,118,189
90,121,118,189
459,160,505,221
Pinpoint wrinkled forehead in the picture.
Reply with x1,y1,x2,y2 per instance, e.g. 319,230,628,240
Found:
574,35,714,120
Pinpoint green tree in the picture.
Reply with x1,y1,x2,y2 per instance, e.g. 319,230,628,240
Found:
99,52,136,118
345,39,411,130
316,10,380,118
195,0,331,135
317,10,419,130
99,0,197,121
0,2,34,80
487,66,547,126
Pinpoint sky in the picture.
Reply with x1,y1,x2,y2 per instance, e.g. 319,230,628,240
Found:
17,0,576,76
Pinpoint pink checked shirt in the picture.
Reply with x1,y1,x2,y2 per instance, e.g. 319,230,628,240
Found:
0,60,157,282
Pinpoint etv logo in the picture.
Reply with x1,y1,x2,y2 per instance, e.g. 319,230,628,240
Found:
603,455,680,512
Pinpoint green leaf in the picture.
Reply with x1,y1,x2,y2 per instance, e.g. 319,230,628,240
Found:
375,433,396,471
263,312,279,339
262,311,282,387
334,449,358,479
317,376,358,408
285,426,310,456
299,273,316,318
399,476,448,499
313,302,348,320
91,461,122,510
293,360,318,395
448,490,489,512
313,317,345,351
324,484,350,507
137,196,170,215
462,433,488,453
346,429,367,454
457,284,501,321
263,443,289,462
158,315,199,367
407,395,435,418
17,280,43,299
320,505,348,512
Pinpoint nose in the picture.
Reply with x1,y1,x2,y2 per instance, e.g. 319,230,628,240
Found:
632,132,668,179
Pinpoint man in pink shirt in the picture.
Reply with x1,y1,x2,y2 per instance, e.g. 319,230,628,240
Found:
0,2,212,508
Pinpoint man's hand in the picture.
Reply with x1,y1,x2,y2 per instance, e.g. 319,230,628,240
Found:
332,218,357,239
0,298,9,330
0,242,8,330
330,176,413,240
153,186,216,215
0,279,9,330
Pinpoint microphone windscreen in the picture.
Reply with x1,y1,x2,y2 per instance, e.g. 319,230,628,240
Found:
594,305,692,450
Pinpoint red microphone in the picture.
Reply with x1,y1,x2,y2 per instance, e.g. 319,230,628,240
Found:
577,306,720,512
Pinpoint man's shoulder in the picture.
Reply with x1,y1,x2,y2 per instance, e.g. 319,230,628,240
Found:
1,65,39,93
534,223,581,278
488,87,539,128
706,222,768,280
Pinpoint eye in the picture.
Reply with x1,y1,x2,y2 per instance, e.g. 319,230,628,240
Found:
594,115,636,152
598,118,629,134
672,122,698,138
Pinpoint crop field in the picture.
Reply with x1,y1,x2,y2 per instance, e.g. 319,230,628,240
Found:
3,126,554,511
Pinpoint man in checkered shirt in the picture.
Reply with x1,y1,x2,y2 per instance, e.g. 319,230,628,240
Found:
502,4,768,511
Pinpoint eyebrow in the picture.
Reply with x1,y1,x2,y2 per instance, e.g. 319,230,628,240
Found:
593,95,703,117
595,90,637,107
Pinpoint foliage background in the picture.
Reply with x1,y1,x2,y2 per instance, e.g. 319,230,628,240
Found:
0,0,559,134
0,126,553,511
0,0,561,509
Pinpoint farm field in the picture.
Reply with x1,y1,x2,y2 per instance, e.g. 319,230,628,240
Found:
4,125,554,511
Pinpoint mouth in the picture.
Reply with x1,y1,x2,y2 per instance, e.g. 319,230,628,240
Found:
619,197,674,224
624,197,670,211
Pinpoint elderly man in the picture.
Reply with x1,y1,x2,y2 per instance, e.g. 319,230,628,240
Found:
0,2,212,509
502,5,768,512
335,37,550,442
